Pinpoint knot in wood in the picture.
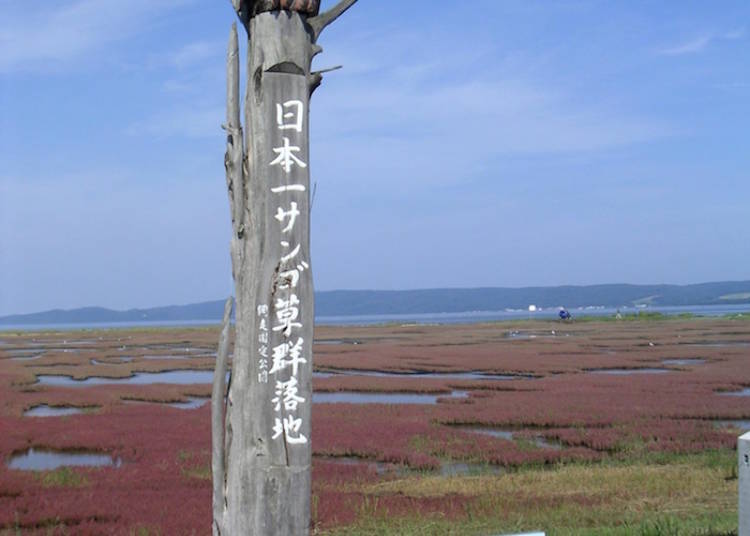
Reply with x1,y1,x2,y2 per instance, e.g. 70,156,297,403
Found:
246,0,320,17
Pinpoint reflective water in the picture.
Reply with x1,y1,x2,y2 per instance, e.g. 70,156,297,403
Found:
312,391,468,404
683,342,750,347
169,397,209,409
462,427,562,449
7,348,43,356
588,368,671,375
5,304,747,331
91,357,134,365
36,370,227,386
661,359,705,366
315,456,391,474
142,349,215,360
125,397,209,410
33,347,92,354
24,405,89,417
318,304,750,326
10,354,43,361
145,346,210,354
716,420,750,430
6,348,45,360
719,388,750,397
315,339,361,345
313,369,521,381
506,330,567,340
531,437,562,450
465,428,513,440
8,448,121,471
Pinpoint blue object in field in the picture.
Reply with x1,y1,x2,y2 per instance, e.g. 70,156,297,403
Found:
559,309,571,320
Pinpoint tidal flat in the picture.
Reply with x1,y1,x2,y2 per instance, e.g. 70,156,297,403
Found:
0,316,748,534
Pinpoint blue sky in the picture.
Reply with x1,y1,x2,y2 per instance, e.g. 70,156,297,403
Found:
0,0,748,315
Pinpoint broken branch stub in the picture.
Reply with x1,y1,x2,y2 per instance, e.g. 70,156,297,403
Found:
246,0,320,17
233,0,358,42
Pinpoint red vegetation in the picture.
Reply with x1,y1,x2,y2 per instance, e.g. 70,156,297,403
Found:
0,318,748,532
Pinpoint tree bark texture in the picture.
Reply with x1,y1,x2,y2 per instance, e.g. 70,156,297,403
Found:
213,2,357,535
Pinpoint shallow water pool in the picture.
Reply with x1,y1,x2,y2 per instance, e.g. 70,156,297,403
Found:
312,390,468,404
8,448,120,471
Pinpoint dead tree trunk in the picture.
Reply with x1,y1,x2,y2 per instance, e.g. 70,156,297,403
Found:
212,1,358,534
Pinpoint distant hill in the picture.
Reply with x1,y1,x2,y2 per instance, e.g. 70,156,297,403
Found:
1,280,749,326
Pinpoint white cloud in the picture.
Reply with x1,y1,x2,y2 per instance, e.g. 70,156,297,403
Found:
314,25,676,165
658,28,745,56
658,35,712,56
317,76,674,155
0,0,192,73
723,28,745,40
306,75,677,203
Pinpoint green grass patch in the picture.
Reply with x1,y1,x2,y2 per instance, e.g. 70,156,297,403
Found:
35,467,89,488
129,525,163,536
724,312,750,321
176,449,211,480
183,465,211,480
572,311,696,323
321,511,736,536
321,451,738,536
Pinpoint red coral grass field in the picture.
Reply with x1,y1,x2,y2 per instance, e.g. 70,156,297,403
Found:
0,317,748,534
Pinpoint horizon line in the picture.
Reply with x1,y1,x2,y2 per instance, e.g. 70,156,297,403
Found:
2,278,749,319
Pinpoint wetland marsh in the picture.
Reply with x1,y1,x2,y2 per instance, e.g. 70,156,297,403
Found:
0,315,748,534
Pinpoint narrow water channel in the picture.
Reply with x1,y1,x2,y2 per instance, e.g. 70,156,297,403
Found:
312,391,468,404
36,370,227,386
7,448,121,471
24,405,90,417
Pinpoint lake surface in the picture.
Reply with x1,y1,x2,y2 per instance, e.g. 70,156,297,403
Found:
8,448,120,471
3,304,748,331
316,304,750,326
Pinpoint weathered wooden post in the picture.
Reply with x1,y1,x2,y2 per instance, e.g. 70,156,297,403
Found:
739,432,750,535
212,1,358,534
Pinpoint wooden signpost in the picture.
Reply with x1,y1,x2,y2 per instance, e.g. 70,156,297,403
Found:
211,1,357,534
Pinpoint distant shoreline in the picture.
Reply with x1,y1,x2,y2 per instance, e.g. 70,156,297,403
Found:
3,281,750,329
1,303,747,333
